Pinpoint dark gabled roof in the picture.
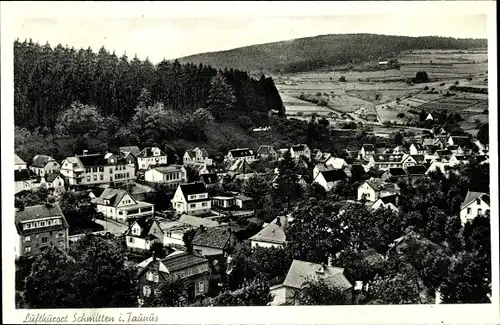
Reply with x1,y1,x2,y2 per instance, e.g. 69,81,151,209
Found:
180,182,208,198
44,173,63,183
461,191,490,210
447,145,459,150
161,252,209,272
119,146,141,156
406,165,427,176
410,155,425,162
320,169,347,182
137,147,167,158
229,148,253,158
15,169,33,182
92,188,133,207
388,168,407,176
127,217,160,239
379,194,399,205
362,144,375,151
32,155,57,168
450,136,471,146
291,144,308,152
15,204,69,234
192,227,233,249
257,145,276,155
453,155,469,161
200,173,218,184
350,164,366,175
76,153,116,167
436,149,452,156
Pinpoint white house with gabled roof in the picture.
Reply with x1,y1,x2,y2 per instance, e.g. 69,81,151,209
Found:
171,182,211,216
460,191,490,225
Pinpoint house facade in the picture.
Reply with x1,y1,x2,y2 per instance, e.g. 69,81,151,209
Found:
256,145,279,160
459,191,490,225
15,204,70,259
183,148,213,166
191,226,239,257
137,147,168,170
92,188,154,223
171,182,211,216
30,155,61,177
60,152,135,186
359,144,375,160
144,165,187,189
290,144,311,160
409,143,426,155
313,169,347,192
125,217,164,252
225,148,256,163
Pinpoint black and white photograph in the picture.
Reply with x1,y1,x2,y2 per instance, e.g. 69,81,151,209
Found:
1,1,498,324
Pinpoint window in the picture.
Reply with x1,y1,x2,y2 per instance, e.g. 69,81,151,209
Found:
87,176,91,182
47,220,52,226
153,274,159,283
199,281,205,293
187,269,192,276
25,236,30,242
202,202,207,207
85,168,90,173
24,223,31,230
197,266,204,273
94,175,98,181
54,219,61,225
127,173,130,178
478,208,482,215
40,221,46,227
147,272,154,281
110,168,113,174
190,204,196,208
42,238,48,244
128,237,134,243
476,199,481,205
100,175,104,181
99,167,104,172
24,247,31,253
467,207,472,214
143,285,151,297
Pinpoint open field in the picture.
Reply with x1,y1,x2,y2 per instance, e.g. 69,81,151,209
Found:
276,49,489,128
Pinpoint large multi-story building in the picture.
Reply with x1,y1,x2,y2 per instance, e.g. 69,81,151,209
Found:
14,203,70,259
144,165,187,189
92,188,154,224
60,151,135,186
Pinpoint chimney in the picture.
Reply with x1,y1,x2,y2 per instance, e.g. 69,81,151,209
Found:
83,150,89,155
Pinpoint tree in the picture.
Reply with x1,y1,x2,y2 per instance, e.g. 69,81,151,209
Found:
286,199,349,264
24,247,78,308
444,215,462,252
272,151,303,212
143,279,187,307
339,76,347,82
206,73,237,121
247,246,293,282
183,229,197,253
55,102,106,138
149,242,167,259
393,132,403,146
296,278,350,305
241,175,271,209
213,280,273,306
477,123,489,145
440,252,491,303
419,109,427,122
59,191,103,235
368,269,421,304
24,235,138,308
414,71,429,83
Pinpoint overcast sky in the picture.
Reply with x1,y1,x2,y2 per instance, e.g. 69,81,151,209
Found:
14,14,488,63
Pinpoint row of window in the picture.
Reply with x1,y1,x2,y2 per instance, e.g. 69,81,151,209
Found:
25,231,64,241
188,194,207,200
115,173,130,180
189,202,208,209
85,167,105,173
24,240,65,252
23,218,62,230
163,173,182,181
87,175,104,182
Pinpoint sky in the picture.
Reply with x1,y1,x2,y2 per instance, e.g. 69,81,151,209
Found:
13,13,488,63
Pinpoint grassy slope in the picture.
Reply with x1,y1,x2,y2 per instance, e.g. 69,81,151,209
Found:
177,34,487,74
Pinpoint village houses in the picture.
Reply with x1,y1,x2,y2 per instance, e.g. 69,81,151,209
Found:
183,147,213,166
15,154,28,171
136,147,168,171
125,217,163,252
224,148,256,163
256,145,279,160
60,151,136,186
15,203,70,259
249,216,287,248
144,165,187,189
30,155,61,177
290,144,311,160
459,191,490,225
171,182,212,216
92,188,154,224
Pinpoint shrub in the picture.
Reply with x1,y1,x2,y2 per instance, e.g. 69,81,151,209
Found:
397,113,405,118
339,76,347,82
